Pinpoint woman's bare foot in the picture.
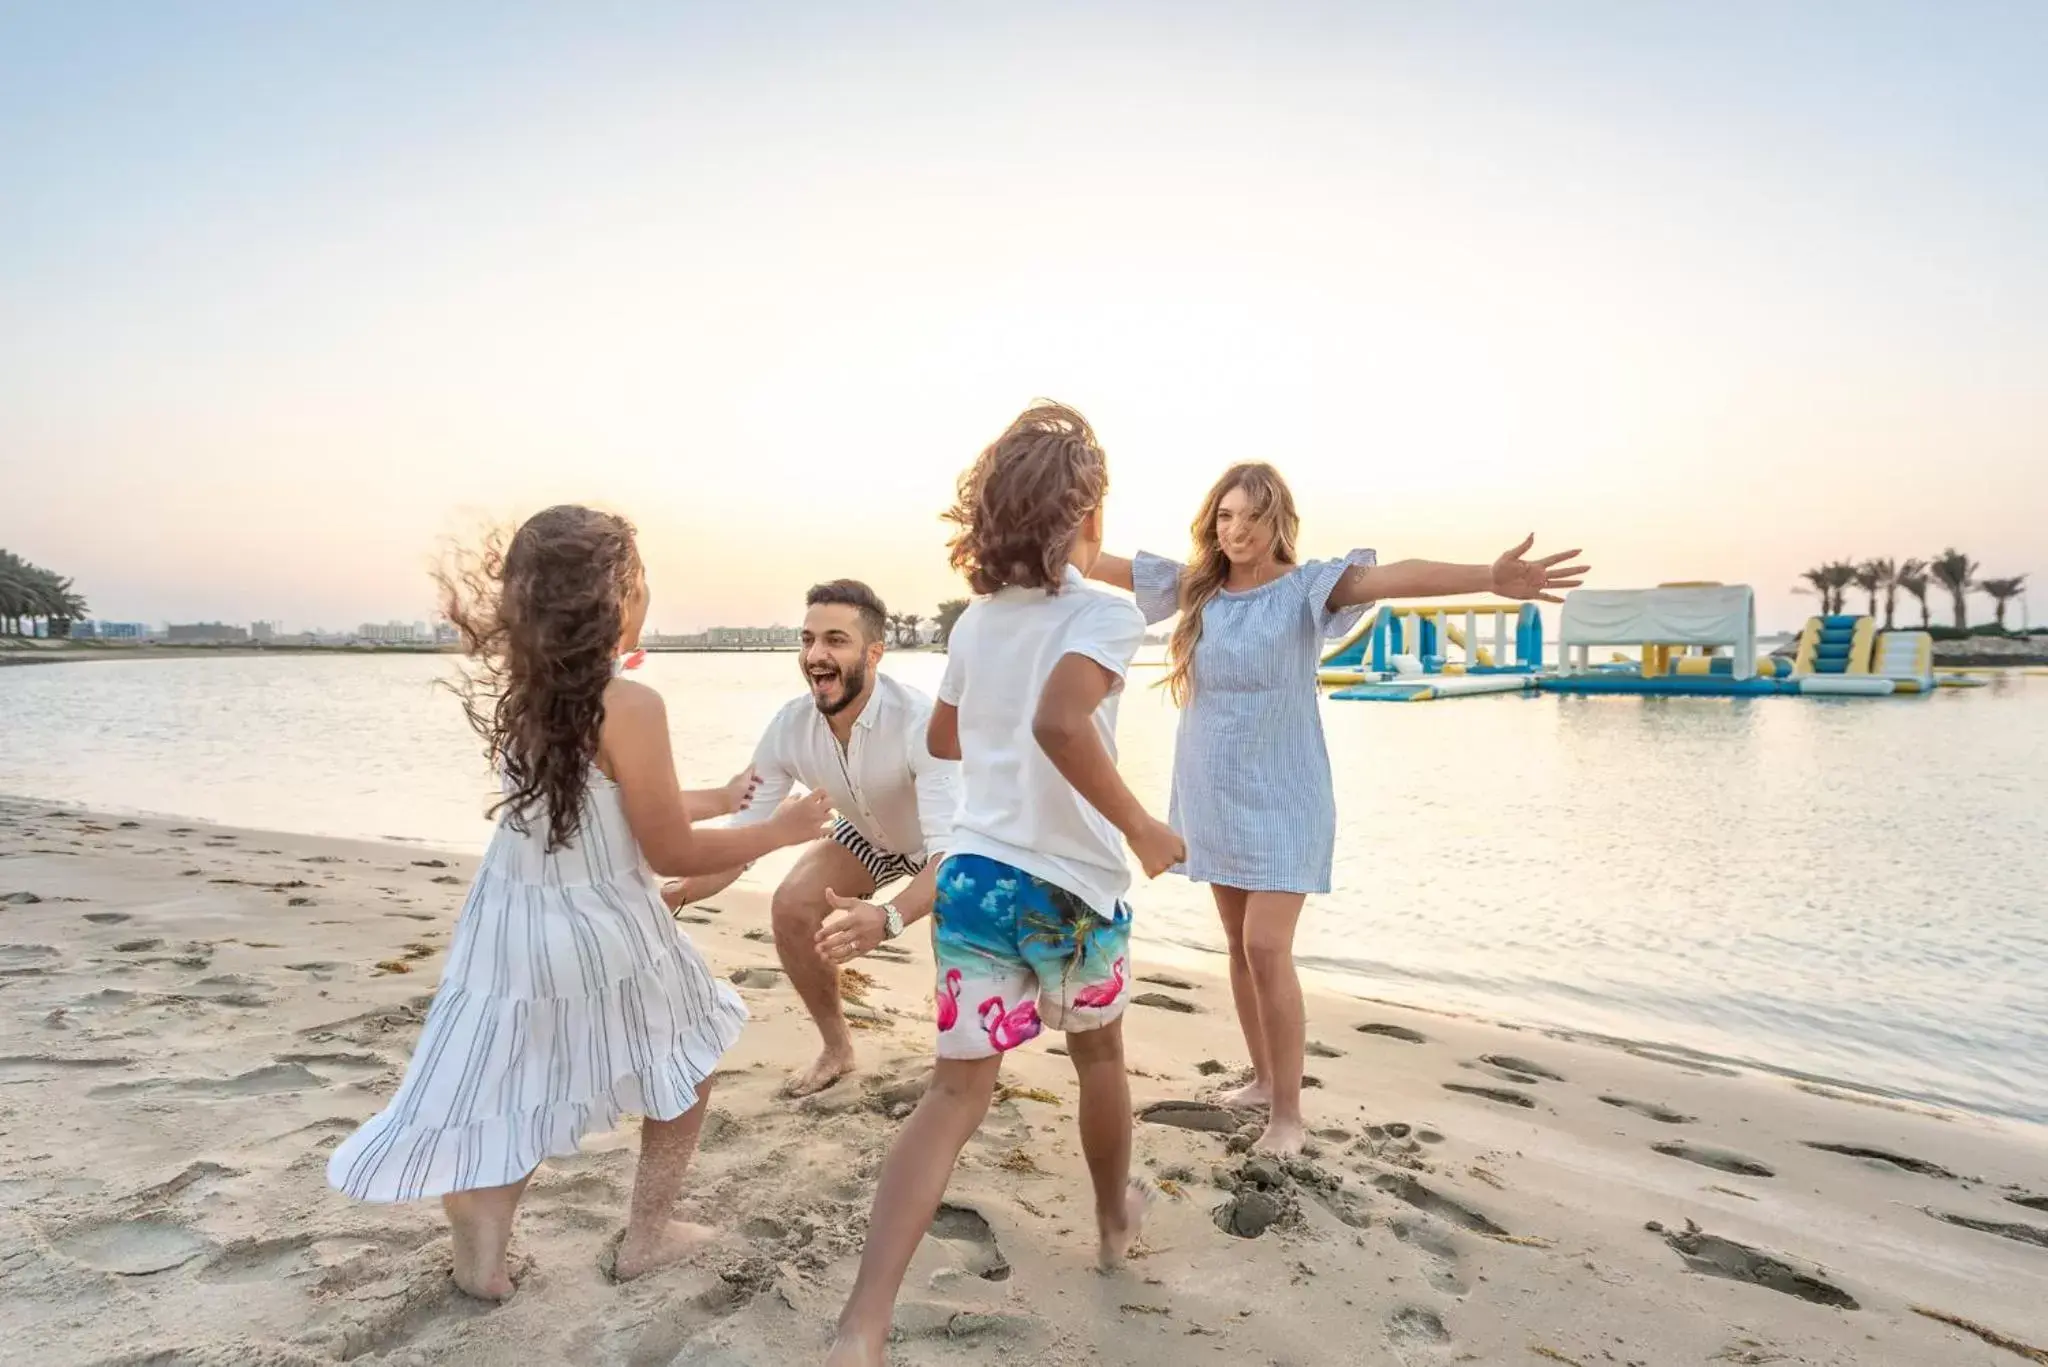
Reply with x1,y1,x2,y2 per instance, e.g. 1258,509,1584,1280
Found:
614,1219,719,1281
1217,1077,1271,1109
1254,1117,1307,1158
1097,1177,1156,1271
781,1047,856,1099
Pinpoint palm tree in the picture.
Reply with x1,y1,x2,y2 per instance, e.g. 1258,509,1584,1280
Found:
1822,561,1859,616
1929,548,1978,631
1861,558,1899,628
1895,558,1930,629
0,550,87,638
1796,566,1832,615
934,598,970,651
1980,575,2028,631
1851,561,1886,619
887,612,923,648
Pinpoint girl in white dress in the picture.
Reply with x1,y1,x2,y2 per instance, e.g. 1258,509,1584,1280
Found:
327,505,831,1298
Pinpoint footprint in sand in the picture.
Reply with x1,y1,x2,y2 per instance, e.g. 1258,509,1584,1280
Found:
1800,1142,1954,1179
1924,1209,2048,1249
1373,1173,1508,1237
1356,1022,1427,1044
1647,1219,1858,1309
1391,1217,1471,1295
1138,972,1196,991
1652,1142,1774,1178
0,1054,137,1081
1138,1100,1246,1134
1441,1082,1535,1109
1386,1304,1452,1347
2008,1192,2048,1213
728,966,783,989
114,937,165,952
3,891,46,905
1305,1040,1346,1059
1479,1054,1565,1082
929,1203,1010,1281
1131,992,1198,1013
83,912,131,925
1600,1096,1697,1124
52,1217,214,1275
88,1062,327,1101
1463,1059,1544,1086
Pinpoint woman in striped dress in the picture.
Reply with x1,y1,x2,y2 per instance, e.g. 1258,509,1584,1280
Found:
1091,466,1584,1155
327,505,831,1298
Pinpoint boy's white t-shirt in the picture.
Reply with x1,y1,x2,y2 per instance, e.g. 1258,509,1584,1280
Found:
937,564,1146,917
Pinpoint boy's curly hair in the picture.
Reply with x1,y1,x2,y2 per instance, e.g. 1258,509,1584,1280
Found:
943,401,1108,595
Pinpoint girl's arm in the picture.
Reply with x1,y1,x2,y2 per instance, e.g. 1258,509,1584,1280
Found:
1330,536,1587,608
681,766,757,823
1084,553,1136,594
602,681,831,876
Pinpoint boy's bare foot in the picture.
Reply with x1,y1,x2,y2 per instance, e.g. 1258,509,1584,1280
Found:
1217,1077,1271,1109
781,1047,855,1098
614,1219,718,1281
1254,1118,1307,1158
823,1334,887,1367
1097,1176,1156,1271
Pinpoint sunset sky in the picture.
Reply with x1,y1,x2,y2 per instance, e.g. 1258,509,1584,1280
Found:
5,2,2043,634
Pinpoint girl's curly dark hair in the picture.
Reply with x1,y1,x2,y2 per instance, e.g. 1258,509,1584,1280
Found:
437,505,641,851
943,401,1108,595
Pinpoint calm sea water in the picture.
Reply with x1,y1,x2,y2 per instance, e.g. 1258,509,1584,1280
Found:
4,652,2044,1124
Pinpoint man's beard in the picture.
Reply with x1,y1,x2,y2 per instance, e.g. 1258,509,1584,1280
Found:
810,658,868,718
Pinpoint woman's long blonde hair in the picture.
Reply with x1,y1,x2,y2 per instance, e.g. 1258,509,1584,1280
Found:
1162,463,1301,705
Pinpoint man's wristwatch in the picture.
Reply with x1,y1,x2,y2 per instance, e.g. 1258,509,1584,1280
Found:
880,903,904,940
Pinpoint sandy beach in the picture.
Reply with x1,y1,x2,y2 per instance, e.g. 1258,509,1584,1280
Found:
2,796,2043,1366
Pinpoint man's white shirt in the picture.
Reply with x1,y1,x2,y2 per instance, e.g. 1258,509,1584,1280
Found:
728,672,957,860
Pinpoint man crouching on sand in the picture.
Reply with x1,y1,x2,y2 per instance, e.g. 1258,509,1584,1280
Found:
665,579,957,1097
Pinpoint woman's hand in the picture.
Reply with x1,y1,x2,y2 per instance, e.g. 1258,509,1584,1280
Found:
1489,535,1589,603
767,788,834,848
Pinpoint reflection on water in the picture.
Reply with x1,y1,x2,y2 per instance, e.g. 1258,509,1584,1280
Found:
4,652,2045,1124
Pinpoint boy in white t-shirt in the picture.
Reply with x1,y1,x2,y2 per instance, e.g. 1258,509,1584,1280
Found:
826,402,1184,1366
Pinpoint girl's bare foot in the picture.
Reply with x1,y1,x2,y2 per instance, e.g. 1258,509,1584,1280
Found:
1097,1176,1156,1270
1254,1118,1307,1158
823,1333,887,1367
444,1186,523,1301
614,1219,719,1281
1217,1077,1271,1109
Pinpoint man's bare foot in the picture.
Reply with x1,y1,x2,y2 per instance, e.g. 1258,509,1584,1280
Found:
781,1047,856,1098
823,1333,886,1367
1097,1177,1157,1271
613,1219,719,1281
1254,1118,1307,1158
1217,1077,1271,1109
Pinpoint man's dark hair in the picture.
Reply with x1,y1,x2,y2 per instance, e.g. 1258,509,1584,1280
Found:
806,579,888,644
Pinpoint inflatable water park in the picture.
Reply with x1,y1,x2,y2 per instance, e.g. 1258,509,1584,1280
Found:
1320,582,1980,702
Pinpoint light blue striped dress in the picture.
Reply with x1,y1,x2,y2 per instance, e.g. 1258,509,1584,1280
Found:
328,771,746,1202
1134,549,1376,894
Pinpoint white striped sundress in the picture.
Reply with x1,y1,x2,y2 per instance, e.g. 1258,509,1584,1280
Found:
327,772,746,1202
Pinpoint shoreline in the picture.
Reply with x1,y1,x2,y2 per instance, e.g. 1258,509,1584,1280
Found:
3,797,2044,1364
1,784,2035,1131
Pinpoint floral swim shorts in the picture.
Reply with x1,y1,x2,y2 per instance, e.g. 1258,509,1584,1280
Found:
930,853,1133,1060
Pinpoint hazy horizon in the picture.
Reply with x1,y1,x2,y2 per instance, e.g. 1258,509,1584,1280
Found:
6,2,2044,635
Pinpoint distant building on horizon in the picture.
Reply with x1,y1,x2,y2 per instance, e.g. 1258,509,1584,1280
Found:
165,622,249,644
252,620,278,643
69,620,152,641
356,621,430,645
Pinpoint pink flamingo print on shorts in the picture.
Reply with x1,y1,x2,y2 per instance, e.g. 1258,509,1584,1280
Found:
1070,957,1126,1010
977,995,1043,1051
935,968,963,1031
